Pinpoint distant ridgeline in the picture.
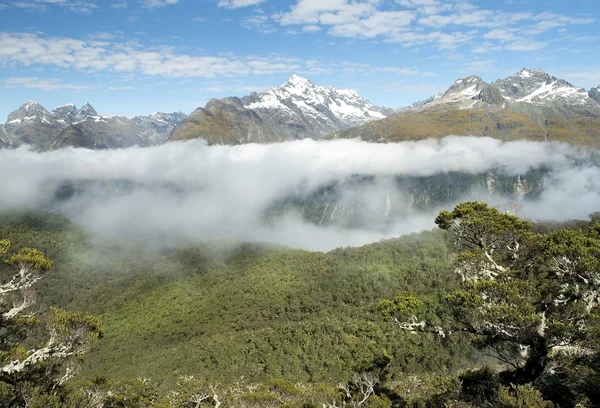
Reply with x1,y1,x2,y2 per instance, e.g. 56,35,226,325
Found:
47,164,594,231
264,169,551,228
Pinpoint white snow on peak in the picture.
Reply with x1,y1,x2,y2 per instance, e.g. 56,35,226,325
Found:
518,70,532,78
287,74,312,87
54,103,76,109
24,100,40,110
244,75,388,125
515,80,588,104
516,68,546,79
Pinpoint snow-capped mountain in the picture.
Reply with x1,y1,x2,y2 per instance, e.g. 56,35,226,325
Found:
2,101,186,150
170,75,395,144
4,101,67,149
333,68,600,146
51,103,78,124
425,68,597,110
51,102,101,125
492,69,590,106
244,75,394,128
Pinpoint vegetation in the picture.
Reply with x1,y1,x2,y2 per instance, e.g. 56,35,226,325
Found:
0,203,599,406
0,236,102,407
332,105,600,147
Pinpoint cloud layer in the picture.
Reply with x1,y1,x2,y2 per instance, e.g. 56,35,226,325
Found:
275,0,595,51
0,137,597,251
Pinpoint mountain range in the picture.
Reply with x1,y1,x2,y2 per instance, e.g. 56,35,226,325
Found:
2,69,600,150
169,74,395,144
332,69,600,146
1,101,186,151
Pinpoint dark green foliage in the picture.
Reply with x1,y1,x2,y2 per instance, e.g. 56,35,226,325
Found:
459,367,501,405
3,207,600,407
0,212,473,386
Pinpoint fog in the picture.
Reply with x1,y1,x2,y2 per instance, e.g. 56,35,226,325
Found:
1,137,598,251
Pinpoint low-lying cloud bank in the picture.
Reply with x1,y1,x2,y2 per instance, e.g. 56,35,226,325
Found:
1,137,598,251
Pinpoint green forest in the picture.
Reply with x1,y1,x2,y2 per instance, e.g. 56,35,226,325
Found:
0,203,599,407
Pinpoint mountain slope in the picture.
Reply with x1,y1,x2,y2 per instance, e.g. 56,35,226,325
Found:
590,85,600,103
49,112,185,150
48,103,187,149
4,101,68,150
169,75,394,144
0,124,10,147
332,69,600,147
2,101,186,150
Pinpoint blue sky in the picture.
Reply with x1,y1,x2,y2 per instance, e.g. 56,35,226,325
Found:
0,0,599,120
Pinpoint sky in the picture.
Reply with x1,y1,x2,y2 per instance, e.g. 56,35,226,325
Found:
0,0,599,120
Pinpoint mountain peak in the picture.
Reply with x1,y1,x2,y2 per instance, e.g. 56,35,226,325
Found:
589,86,600,103
285,74,313,88
76,102,98,118
441,75,488,101
515,68,548,79
22,100,42,110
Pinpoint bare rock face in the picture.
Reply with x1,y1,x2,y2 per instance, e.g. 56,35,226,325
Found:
589,86,600,103
169,75,395,144
0,124,10,148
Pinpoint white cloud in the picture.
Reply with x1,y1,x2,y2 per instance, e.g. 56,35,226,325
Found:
1,77,90,91
274,0,594,52
483,29,515,42
504,40,546,52
11,0,99,13
302,25,321,33
240,13,277,34
0,32,303,78
110,1,128,8
217,0,267,9
0,137,595,251
139,0,179,8
0,32,436,80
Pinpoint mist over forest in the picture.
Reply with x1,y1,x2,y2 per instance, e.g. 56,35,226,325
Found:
2,136,598,251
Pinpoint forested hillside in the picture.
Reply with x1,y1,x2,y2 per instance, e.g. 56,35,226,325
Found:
1,208,599,407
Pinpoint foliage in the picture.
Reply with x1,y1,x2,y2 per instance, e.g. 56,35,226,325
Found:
2,208,600,407
0,231,102,407
383,201,600,406
5,247,54,272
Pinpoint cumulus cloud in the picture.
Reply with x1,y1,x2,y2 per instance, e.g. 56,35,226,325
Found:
240,13,277,34
11,0,99,13
273,0,594,52
0,32,302,78
0,32,435,81
2,77,90,91
0,137,597,251
218,0,267,9
139,0,179,8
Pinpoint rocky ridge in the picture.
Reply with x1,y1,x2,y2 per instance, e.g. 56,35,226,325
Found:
332,68,600,147
169,75,395,144
2,101,186,150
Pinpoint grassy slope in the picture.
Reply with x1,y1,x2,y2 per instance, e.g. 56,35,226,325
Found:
0,212,476,385
332,106,600,147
